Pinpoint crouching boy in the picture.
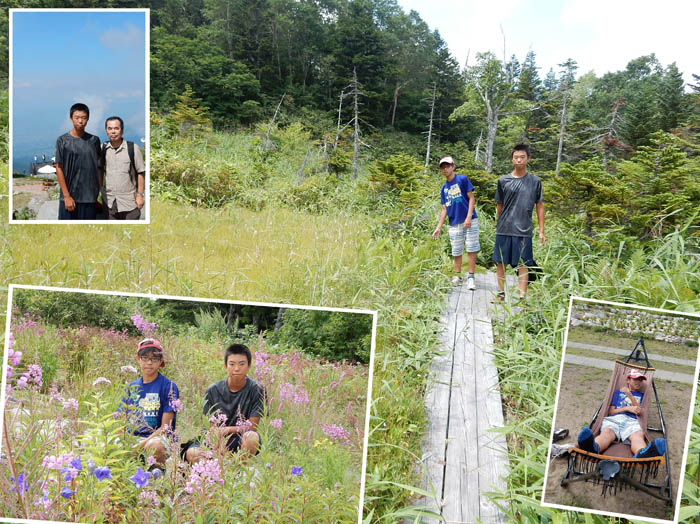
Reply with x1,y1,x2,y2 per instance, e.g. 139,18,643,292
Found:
184,343,266,463
121,338,180,466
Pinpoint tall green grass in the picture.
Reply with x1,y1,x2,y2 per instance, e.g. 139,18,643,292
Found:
3,108,700,522
487,225,699,523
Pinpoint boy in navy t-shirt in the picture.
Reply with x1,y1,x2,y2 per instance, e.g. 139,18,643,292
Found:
122,338,180,466
432,156,480,289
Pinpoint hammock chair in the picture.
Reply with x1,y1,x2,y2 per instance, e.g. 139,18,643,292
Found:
560,338,672,503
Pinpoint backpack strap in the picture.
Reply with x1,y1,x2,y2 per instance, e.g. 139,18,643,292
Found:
126,140,136,186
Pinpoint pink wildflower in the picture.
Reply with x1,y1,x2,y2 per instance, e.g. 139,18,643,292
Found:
120,365,138,374
146,456,157,466
42,454,74,470
170,398,183,412
62,398,79,412
321,423,350,442
16,375,28,389
130,314,158,337
184,459,223,495
139,489,160,507
49,384,62,403
92,377,111,387
8,342,21,367
293,386,309,405
209,411,228,426
279,383,294,402
270,418,282,429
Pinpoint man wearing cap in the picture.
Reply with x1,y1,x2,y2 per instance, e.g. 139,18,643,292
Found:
121,338,180,466
577,370,665,458
432,156,480,289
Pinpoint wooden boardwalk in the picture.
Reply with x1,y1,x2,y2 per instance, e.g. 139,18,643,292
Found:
418,272,511,524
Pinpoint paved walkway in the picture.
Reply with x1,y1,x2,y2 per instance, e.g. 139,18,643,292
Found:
417,272,511,523
564,354,695,384
566,341,697,367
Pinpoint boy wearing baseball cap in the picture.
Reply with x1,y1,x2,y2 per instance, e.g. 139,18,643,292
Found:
432,156,480,289
577,369,665,458
122,338,180,466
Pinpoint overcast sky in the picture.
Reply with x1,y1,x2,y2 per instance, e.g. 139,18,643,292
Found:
396,0,698,86
11,10,146,172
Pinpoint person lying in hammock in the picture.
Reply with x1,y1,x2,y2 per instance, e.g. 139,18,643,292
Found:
577,369,666,459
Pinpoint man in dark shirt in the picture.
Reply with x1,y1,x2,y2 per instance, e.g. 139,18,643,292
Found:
55,103,102,220
184,343,266,463
492,143,545,300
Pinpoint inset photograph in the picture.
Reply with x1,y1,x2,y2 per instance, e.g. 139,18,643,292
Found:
9,9,149,223
0,285,374,523
542,297,700,522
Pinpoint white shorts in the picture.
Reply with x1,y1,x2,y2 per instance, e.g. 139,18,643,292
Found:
448,218,480,256
601,413,643,442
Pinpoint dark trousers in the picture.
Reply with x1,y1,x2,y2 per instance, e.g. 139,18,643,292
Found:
58,200,97,220
108,200,141,220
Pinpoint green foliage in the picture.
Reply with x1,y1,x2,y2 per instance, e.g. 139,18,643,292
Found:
13,290,136,332
162,85,213,138
192,307,230,342
272,309,373,364
367,153,429,221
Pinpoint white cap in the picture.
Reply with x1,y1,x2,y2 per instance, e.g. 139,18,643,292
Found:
439,156,454,166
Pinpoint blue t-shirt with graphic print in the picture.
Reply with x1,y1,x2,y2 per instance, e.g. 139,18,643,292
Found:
610,389,643,419
123,373,179,437
440,174,478,226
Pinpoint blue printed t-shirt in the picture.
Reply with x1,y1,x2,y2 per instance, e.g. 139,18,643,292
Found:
440,174,477,226
123,373,179,437
610,389,643,419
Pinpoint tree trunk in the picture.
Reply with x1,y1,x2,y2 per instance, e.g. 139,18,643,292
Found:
263,93,285,152
555,94,569,176
352,68,360,180
391,82,401,127
485,104,498,173
274,308,285,332
334,88,344,152
297,148,311,184
424,83,436,173
475,130,483,164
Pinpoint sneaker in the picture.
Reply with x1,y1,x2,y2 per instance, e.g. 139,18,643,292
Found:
577,427,599,453
451,275,462,285
491,291,505,303
466,276,476,290
634,438,666,459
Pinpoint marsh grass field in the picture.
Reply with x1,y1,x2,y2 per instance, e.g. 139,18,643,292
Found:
2,102,700,523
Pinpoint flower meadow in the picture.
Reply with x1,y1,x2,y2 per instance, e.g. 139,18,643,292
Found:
1,310,369,523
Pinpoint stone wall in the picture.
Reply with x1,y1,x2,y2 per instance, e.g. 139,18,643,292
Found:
570,303,700,345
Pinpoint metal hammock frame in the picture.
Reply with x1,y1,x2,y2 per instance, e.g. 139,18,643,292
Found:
560,338,672,503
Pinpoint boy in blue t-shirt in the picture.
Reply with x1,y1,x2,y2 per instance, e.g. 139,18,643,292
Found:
577,370,665,459
122,338,180,467
432,156,480,289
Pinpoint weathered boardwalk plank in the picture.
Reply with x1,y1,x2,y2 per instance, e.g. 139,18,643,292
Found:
416,273,512,523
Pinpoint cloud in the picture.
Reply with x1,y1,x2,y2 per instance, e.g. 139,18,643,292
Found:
99,23,144,50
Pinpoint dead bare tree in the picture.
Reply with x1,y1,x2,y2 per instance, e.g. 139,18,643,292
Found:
578,97,631,171
554,59,578,176
297,147,311,184
263,93,285,152
348,68,367,180
423,82,437,174
333,88,345,152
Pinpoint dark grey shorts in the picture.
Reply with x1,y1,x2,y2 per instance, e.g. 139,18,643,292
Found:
492,234,535,268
